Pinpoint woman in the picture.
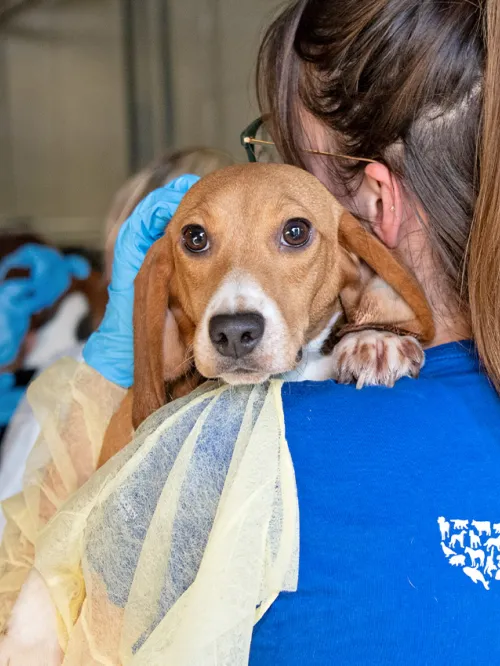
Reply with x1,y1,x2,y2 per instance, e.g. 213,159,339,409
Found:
2,0,499,663
90,1,499,662
246,1,500,662
242,1,500,662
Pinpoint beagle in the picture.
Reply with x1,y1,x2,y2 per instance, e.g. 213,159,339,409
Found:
0,164,433,666
100,163,433,466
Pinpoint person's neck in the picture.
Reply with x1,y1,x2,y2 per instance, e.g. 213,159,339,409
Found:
427,310,471,349
398,229,472,349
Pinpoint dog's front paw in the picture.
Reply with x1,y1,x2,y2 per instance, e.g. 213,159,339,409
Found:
332,330,424,388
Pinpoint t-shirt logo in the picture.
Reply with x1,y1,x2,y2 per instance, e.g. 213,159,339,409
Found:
438,517,500,590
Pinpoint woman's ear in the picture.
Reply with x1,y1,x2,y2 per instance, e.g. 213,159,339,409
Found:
361,162,403,249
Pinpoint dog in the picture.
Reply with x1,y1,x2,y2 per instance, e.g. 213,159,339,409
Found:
0,163,434,665
450,530,466,550
437,517,450,542
99,163,433,466
469,530,482,549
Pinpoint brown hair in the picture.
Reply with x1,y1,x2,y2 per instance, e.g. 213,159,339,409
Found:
104,147,234,280
257,0,500,389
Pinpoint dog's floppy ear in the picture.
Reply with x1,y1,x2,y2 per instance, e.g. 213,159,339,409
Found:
338,212,435,343
132,234,178,429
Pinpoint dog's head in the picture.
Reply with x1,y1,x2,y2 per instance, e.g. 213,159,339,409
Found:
132,163,434,428
132,163,358,425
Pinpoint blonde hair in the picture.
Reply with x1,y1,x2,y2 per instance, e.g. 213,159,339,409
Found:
469,1,500,391
104,147,234,280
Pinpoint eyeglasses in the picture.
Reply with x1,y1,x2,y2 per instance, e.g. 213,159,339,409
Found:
240,116,376,164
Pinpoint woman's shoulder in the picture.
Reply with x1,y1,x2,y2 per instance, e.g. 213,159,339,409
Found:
282,340,500,449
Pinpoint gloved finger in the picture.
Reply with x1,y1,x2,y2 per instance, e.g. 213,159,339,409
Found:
0,244,73,312
0,244,62,279
65,254,91,280
0,244,39,280
130,174,200,239
112,174,200,288
0,243,89,284
165,173,202,193
0,279,35,312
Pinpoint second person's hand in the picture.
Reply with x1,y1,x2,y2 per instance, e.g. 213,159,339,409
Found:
83,174,200,387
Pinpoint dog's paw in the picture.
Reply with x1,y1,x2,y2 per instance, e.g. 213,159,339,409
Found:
332,330,424,388
0,634,62,666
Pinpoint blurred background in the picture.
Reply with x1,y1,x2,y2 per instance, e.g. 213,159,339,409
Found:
0,0,281,249
0,0,285,486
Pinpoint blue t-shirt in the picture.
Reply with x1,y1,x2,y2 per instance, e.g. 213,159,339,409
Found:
250,341,500,664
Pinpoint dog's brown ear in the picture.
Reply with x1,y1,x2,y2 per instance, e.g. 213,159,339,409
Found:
339,212,435,343
132,235,175,429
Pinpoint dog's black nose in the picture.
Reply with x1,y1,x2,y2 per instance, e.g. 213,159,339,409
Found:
209,312,265,358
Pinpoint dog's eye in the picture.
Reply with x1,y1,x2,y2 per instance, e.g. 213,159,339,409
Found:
281,218,311,247
182,225,209,253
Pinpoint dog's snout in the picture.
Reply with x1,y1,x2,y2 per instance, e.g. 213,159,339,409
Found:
209,312,265,359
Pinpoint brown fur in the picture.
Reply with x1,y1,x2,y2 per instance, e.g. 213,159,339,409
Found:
98,164,434,468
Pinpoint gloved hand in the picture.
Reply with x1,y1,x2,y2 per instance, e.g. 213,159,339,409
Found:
0,244,90,368
83,174,200,387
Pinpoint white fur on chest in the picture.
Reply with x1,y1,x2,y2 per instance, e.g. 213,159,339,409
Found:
280,311,342,382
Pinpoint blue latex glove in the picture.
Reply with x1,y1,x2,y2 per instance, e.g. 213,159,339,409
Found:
0,373,25,427
0,244,90,313
0,280,34,368
83,174,200,387
0,244,91,367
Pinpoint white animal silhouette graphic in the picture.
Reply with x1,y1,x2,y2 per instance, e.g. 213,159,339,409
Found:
451,520,469,530
449,554,466,567
494,523,500,535
472,520,491,537
450,530,466,549
496,570,500,581
441,542,456,558
485,536,500,552
438,517,450,541
485,552,498,577
469,530,481,548
463,567,490,590
465,547,485,567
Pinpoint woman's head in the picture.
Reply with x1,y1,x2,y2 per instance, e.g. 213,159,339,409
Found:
104,147,234,280
258,0,500,388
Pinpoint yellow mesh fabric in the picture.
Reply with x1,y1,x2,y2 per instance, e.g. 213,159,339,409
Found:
0,358,126,632
0,361,298,666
